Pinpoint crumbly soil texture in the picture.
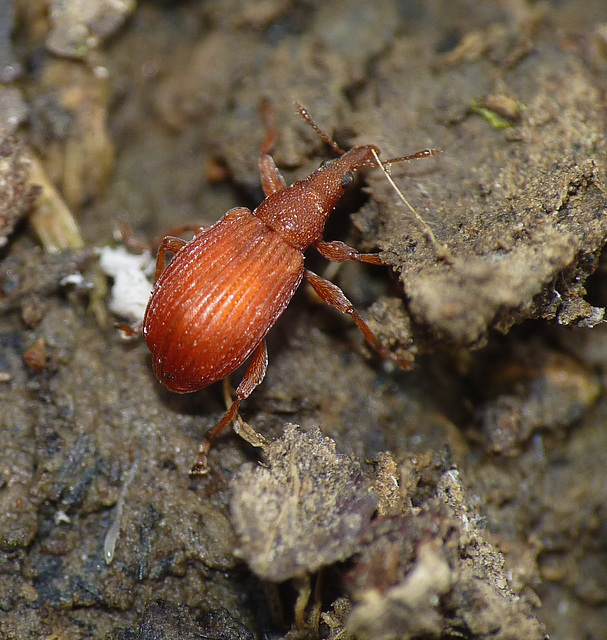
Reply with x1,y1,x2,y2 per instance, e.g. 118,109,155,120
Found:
1,1,607,638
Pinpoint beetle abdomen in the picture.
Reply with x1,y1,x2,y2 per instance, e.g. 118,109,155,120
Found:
143,207,303,392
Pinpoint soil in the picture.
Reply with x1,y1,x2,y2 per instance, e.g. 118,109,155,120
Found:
1,1,607,638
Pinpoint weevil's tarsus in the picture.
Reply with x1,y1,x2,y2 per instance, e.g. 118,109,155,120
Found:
223,378,270,451
153,236,188,283
118,321,142,340
116,220,149,254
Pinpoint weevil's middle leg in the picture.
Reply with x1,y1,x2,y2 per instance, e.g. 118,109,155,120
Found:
191,340,269,474
118,227,204,338
154,236,188,283
304,270,413,371
156,223,206,242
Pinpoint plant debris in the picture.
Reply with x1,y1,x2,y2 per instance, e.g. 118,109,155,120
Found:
0,135,38,248
230,425,378,582
357,50,607,349
346,458,547,640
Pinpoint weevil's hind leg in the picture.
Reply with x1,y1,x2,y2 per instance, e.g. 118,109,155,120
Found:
223,378,269,452
154,236,188,283
119,221,204,259
259,102,288,196
191,340,269,474
117,220,150,254
304,270,413,371
314,239,384,265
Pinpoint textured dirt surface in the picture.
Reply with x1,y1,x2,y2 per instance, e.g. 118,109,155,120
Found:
1,1,607,638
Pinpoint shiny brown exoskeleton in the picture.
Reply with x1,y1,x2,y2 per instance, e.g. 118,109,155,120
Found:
143,104,439,473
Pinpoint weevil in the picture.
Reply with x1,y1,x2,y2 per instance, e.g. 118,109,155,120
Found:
143,104,439,473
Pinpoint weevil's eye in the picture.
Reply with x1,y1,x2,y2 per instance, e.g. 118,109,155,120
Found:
341,171,354,189
320,159,332,169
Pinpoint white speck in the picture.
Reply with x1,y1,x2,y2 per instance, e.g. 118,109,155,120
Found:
98,246,154,323
54,509,71,524
60,273,89,287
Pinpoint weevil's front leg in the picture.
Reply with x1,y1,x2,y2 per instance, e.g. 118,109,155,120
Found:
314,239,384,265
304,270,413,371
259,102,288,197
191,340,269,474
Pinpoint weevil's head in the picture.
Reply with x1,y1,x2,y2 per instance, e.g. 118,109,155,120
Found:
303,145,381,207
255,145,380,251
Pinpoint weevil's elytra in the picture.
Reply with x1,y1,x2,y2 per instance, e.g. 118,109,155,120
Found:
142,103,440,473
144,208,303,392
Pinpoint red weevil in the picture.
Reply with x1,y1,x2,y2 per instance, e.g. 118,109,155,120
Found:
143,104,439,473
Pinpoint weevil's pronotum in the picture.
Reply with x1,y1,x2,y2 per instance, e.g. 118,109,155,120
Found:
142,104,440,473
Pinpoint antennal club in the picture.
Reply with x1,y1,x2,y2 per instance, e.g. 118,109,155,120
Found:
381,148,442,167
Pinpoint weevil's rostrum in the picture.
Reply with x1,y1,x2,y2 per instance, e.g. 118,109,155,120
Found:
142,104,438,472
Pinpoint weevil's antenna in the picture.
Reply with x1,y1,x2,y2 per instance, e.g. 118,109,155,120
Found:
371,147,451,261
381,148,442,165
296,102,346,155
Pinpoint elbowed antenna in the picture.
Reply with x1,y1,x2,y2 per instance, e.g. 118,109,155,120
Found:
295,102,345,155
296,101,442,167
295,101,447,259
380,147,442,166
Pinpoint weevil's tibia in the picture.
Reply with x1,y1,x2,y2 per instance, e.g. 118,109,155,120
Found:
153,236,188,283
314,239,384,265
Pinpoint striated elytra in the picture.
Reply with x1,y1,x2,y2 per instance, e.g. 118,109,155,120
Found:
142,104,438,473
